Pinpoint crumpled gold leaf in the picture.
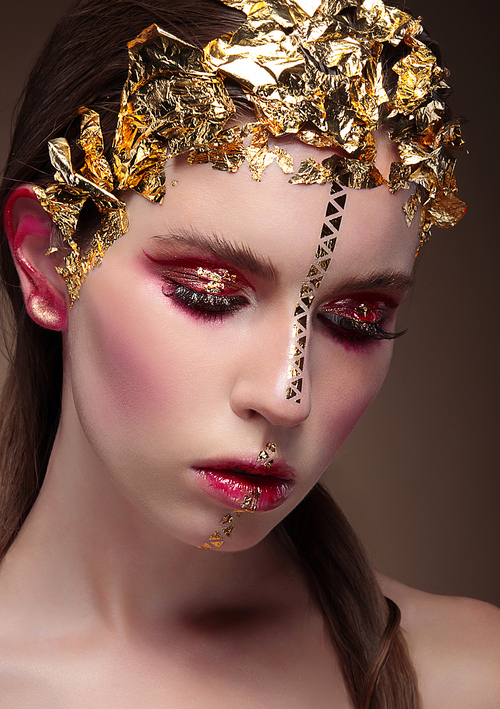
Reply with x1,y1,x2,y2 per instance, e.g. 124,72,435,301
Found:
323,153,385,189
389,34,447,116
34,109,128,305
422,186,468,229
188,126,246,172
402,191,420,227
113,24,235,202
35,0,467,302
243,123,294,180
289,156,331,184
76,107,114,191
387,161,410,192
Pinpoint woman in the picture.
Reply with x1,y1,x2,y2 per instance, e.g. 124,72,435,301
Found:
0,0,498,707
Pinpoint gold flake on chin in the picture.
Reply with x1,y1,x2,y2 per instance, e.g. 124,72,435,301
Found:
286,183,347,402
197,446,275,550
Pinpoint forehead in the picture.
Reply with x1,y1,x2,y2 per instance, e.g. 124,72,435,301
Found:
124,136,419,279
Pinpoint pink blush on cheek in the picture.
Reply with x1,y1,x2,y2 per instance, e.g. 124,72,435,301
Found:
72,298,182,438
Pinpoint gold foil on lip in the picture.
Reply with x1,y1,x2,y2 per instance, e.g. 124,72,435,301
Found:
197,445,275,549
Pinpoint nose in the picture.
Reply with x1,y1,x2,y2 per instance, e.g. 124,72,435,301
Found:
229,318,312,428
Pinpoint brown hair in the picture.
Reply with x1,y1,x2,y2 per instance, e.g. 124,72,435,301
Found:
0,1,426,706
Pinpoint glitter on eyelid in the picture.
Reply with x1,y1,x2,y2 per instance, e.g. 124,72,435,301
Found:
196,266,237,294
286,182,347,402
355,303,371,319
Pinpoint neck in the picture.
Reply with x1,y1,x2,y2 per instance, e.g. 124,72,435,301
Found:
0,404,305,642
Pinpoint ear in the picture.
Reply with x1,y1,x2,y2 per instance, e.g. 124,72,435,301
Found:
3,186,69,331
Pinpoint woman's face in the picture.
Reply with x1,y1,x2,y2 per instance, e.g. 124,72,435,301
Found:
63,138,419,550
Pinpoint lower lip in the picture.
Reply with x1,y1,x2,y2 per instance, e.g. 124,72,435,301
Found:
194,469,295,512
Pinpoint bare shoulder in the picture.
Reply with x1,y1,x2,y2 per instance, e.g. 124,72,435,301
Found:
377,572,500,709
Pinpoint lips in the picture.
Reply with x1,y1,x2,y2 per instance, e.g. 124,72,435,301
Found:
192,458,295,512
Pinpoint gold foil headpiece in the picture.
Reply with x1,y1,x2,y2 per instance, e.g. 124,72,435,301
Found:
35,0,466,303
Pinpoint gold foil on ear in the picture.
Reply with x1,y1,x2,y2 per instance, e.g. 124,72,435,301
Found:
34,109,128,305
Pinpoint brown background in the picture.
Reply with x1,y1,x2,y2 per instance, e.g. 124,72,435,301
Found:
1,1,499,605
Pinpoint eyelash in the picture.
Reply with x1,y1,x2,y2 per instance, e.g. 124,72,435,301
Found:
162,277,405,343
163,282,248,321
318,312,406,343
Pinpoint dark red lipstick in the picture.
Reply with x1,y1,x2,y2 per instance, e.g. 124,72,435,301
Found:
193,458,295,512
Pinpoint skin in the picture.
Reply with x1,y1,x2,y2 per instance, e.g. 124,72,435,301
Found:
0,136,499,708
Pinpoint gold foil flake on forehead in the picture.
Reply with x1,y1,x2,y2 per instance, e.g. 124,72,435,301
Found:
286,181,347,401
243,124,294,181
34,109,128,305
188,126,246,172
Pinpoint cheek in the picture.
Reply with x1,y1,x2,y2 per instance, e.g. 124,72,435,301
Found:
67,285,187,451
310,343,392,467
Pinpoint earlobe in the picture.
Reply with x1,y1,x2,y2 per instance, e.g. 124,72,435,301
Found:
3,186,68,331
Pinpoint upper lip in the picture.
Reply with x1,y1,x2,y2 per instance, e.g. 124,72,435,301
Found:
193,457,296,481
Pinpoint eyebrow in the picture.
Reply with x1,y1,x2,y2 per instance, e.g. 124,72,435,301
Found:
151,230,414,295
332,271,414,295
151,229,278,284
